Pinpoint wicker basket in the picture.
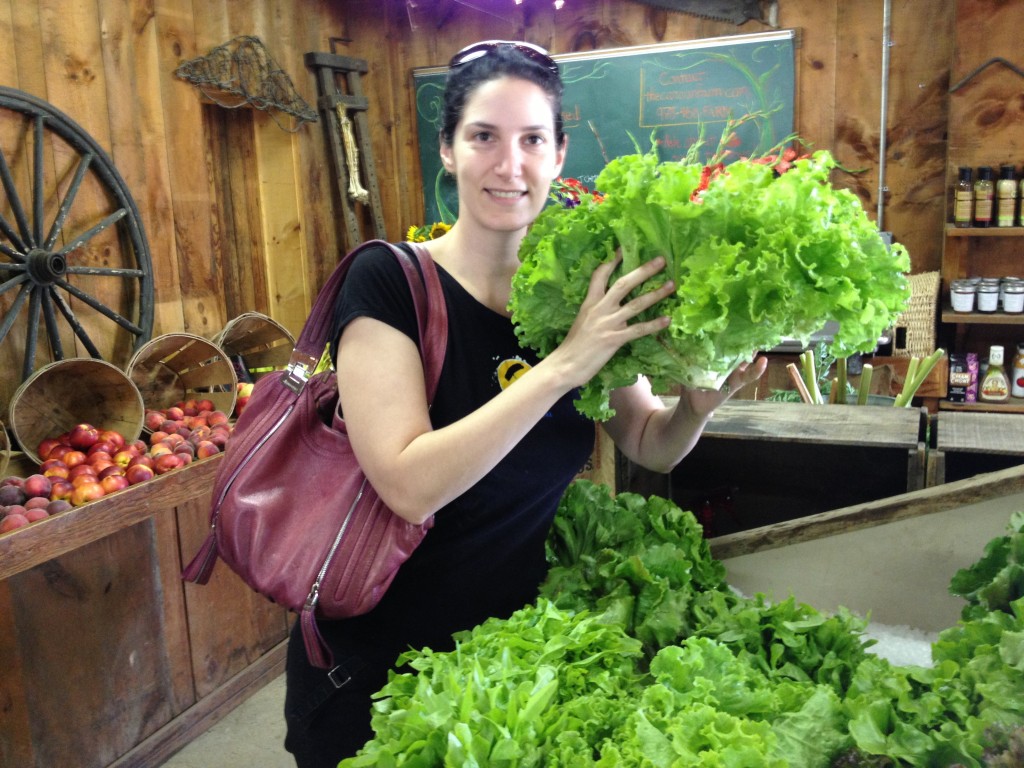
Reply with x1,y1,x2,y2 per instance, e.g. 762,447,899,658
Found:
892,271,940,358
1,419,9,478
211,312,295,382
126,333,237,417
7,358,146,465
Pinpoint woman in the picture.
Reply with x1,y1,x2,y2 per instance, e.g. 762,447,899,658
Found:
284,40,766,767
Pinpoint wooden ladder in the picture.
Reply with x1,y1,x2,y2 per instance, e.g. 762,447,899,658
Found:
304,49,387,251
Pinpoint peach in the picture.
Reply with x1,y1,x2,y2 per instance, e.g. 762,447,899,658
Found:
67,464,98,481
70,482,105,506
196,399,215,413
99,430,126,451
165,406,185,422
72,473,102,489
36,437,62,461
98,465,126,480
196,441,221,459
48,444,72,461
125,464,155,485
207,411,230,427
0,513,30,533
68,423,100,451
48,480,74,502
149,430,170,445
47,499,73,515
144,410,165,431
0,485,27,506
24,507,49,523
112,450,136,467
153,453,184,474
23,474,53,499
62,450,88,469
100,474,130,494
129,455,155,469
148,442,174,458
24,496,50,510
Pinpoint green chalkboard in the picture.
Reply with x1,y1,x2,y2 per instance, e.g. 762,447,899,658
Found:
413,29,795,225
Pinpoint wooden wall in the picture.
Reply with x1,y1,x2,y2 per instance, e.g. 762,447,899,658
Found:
0,0,968,415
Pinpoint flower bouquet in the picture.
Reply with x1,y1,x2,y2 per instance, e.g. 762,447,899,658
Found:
509,128,912,420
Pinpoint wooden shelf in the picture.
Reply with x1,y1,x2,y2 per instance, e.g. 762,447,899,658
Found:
941,304,1024,324
0,453,221,581
945,224,1024,237
939,397,1024,414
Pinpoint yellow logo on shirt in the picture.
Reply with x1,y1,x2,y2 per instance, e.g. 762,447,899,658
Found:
497,357,531,390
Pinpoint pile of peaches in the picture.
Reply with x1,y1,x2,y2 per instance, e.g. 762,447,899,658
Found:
0,399,233,534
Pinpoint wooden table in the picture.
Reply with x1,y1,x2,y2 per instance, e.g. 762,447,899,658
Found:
928,410,1024,485
0,454,291,768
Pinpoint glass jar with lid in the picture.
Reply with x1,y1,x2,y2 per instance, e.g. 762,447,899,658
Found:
1004,281,1024,313
977,281,1000,312
950,279,976,312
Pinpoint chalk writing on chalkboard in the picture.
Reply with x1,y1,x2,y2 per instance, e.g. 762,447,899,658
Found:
413,29,795,224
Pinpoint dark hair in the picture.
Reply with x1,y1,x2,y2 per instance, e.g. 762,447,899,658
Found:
439,43,565,148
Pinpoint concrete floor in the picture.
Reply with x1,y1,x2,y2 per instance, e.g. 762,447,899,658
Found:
160,674,293,768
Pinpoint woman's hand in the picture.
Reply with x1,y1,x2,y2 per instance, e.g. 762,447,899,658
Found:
550,253,674,388
681,355,769,418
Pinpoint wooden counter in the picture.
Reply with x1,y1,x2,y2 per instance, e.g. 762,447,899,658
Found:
0,455,290,768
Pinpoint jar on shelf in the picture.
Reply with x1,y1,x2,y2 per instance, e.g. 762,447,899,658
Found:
976,281,1000,312
950,279,976,312
1004,281,1024,313
997,165,1018,227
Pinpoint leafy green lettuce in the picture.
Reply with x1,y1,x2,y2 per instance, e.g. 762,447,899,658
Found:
510,150,912,419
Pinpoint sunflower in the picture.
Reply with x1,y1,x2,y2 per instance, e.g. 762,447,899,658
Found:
406,221,452,242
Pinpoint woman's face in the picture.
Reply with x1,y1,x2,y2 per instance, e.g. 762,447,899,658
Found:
441,76,566,236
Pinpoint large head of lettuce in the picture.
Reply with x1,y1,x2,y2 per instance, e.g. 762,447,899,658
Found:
509,148,911,420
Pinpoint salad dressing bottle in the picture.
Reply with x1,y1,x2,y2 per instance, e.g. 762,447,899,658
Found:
980,345,1010,403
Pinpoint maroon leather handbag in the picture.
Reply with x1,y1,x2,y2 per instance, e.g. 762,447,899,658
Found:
182,240,447,668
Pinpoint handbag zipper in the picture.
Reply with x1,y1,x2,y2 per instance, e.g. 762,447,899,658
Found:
304,476,368,614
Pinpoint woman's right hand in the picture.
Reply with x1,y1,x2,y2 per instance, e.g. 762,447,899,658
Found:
550,253,675,388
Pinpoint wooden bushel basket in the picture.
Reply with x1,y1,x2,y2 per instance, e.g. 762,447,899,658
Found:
211,312,296,383
7,358,146,464
127,333,237,418
1,418,9,477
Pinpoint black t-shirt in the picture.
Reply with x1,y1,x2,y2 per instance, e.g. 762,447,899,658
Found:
321,242,594,663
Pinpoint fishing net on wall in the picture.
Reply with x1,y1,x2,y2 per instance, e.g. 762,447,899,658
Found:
175,35,318,131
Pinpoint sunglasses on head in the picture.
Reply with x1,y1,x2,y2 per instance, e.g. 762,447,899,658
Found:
448,40,559,76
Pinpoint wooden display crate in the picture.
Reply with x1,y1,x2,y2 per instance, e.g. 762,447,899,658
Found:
712,464,1024,632
620,399,929,538
927,410,1024,485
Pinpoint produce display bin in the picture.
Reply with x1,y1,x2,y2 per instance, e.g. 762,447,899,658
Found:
127,333,237,418
711,463,1024,632
620,399,929,537
211,311,296,383
927,410,1024,486
7,358,146,464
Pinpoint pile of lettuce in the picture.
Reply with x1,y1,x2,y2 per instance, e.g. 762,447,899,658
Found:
509,149,912,419
342,482,1024,767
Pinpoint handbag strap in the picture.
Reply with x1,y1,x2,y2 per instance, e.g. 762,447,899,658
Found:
281,239,447,399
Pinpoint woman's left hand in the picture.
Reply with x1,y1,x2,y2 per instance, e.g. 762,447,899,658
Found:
681,355,769,416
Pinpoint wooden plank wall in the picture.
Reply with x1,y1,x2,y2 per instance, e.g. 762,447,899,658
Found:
0,0,966,415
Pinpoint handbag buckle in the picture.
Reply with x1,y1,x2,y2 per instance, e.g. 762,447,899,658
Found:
282,352,319,393
327,665,352,689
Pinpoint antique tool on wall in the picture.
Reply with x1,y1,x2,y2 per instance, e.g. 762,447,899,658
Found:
305,45,386,251
628,0,775,25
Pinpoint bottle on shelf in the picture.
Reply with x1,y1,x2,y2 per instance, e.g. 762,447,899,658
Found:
1012,343,1024,399
974,166,994,227
980,344,1010,403
997,165,1018,227
954,166,974,227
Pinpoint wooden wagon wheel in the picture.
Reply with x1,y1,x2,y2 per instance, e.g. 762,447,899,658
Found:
0,86,153,384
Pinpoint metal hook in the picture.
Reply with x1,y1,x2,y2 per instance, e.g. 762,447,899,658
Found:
949,56,1024,93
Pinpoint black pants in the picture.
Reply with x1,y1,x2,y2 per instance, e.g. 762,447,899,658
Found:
283,621,392,767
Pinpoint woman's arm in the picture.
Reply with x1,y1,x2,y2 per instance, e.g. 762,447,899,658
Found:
601,356,768,473
337,256,675,524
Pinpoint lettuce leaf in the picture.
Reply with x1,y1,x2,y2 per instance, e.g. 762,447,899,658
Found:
510,149,911,419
